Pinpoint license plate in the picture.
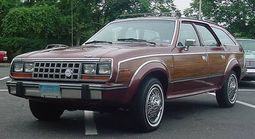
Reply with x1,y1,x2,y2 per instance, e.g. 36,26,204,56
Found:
39,84,61,98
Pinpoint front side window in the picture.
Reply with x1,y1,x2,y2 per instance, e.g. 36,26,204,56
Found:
195,24,218,46
178,23,200,46
212,27,235,46
86,20,176,45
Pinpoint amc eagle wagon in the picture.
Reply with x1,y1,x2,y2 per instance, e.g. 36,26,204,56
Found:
7,17,245,132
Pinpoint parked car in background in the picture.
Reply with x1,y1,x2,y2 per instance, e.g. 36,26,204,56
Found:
7,17,245,132
0,51,8,62
237,39,255,80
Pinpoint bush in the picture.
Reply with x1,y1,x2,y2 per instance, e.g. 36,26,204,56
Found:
0,37,46,61
1,6,62,39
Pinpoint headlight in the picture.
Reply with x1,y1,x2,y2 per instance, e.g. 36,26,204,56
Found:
83,63,97,75
14,62,23,72
98,63,111,75
24,63,34,72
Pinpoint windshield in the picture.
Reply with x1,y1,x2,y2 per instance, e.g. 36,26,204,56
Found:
238,40,255,51
85,20,176,45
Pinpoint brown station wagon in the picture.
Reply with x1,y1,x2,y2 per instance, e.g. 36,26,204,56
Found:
7,17,245,132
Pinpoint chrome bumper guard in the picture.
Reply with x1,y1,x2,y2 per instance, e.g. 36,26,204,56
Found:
6,80,127,100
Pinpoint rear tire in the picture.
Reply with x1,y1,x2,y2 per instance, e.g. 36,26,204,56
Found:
216,71,238,107
29,100,64,121
131,78,165,132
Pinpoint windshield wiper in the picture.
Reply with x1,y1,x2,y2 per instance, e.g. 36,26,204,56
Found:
85,40,112,45
117,38,156,45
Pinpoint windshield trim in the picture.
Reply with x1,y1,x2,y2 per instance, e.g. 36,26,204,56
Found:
83,19,177,46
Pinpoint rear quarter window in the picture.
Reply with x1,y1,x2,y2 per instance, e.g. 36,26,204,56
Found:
212,27,236,46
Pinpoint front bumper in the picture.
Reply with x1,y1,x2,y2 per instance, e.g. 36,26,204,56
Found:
246,68,255,74
6,80,127,100
244,68,255,77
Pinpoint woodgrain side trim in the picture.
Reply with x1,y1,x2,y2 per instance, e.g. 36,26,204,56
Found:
116,52,242,82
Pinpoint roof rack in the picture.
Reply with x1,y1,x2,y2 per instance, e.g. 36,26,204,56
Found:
118,12,181,19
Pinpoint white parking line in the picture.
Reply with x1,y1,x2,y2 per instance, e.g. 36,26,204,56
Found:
0,89,8,92
84,110,98,136
0,76,9,81
208,93,255,109
236,101,255,109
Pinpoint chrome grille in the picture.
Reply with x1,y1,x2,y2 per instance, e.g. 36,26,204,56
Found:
33,62,81,80
246,60,255,67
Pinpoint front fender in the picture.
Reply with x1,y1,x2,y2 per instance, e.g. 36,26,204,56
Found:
124,61,169,104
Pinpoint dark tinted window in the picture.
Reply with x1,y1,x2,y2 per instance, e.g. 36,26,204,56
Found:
178,23,200,46
212,27,235,46
195,24,218,46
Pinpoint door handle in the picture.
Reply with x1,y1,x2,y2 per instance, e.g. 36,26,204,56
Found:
202,55,207,61
221,55,226,59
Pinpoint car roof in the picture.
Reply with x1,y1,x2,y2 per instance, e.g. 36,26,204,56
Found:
112,16,219,27
112,16,177,23
236,38,255,41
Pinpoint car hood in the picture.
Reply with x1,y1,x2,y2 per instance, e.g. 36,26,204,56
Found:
15,44,171,61
16,45,118,59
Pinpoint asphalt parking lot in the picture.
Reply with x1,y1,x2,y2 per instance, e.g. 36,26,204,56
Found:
1,65,255,139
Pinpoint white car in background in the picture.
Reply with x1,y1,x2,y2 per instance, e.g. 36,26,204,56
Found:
237,39,255,80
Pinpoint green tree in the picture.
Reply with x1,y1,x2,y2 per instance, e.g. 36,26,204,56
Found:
186,0,255,38
150,0,175,13
1,6,62,39
0,0,21,33
0,0,20,17
2,0,178,46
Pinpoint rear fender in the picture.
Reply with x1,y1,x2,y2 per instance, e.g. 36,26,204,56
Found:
223,58,240,84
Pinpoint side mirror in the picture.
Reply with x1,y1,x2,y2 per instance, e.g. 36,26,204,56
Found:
181,39,196,51
185,39,196,47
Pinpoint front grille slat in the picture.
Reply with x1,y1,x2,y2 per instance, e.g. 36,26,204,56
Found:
33,62,81,80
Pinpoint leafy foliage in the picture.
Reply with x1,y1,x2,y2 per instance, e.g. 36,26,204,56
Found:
1,6,62,39
0,37,46,60
185,0,255,38
0,0,178,60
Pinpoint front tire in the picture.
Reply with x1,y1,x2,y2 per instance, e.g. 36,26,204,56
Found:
29,100,64,121
131,78,165,132
216,71,238,107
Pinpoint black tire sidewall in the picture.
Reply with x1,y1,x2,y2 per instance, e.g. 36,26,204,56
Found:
132,78,164,132
29,100,64,121
216,71,238,107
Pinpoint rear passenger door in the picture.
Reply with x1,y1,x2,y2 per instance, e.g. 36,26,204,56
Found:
194,23,226,87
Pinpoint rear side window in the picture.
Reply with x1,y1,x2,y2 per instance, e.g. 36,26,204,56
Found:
212,27,236,46
195,24,218,46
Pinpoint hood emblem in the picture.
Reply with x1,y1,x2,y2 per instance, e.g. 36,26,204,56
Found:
65,69,73,77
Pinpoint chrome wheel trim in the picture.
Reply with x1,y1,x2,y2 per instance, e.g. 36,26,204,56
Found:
228,74,238,104
145,84,164,127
